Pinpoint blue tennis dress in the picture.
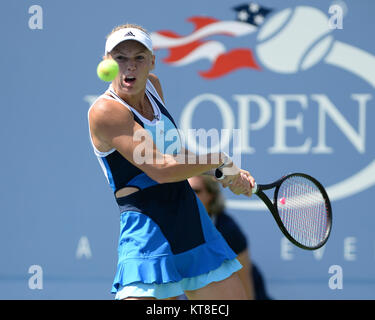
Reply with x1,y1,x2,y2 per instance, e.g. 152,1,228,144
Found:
88,79,241,299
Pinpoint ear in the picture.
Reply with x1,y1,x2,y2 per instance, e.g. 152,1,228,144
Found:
150,54,156,70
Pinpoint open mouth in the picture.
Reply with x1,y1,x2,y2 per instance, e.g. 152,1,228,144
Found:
125,76,136,85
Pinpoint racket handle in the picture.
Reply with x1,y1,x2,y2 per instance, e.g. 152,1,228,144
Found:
252,182,258,194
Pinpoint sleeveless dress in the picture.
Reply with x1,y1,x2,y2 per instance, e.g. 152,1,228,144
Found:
88,79,241,299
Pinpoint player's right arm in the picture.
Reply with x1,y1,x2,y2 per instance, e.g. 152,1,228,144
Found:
89,99,231,184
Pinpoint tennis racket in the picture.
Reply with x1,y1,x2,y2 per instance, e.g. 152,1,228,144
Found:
215,168,332,250
251,173,332,250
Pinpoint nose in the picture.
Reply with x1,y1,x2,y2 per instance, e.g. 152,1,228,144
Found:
127,59,136,71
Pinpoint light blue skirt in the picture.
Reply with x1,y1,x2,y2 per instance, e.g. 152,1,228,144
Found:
115,258,242,300
111,184,241,299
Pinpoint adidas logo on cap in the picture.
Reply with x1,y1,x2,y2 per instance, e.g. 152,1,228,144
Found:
125,31,135,37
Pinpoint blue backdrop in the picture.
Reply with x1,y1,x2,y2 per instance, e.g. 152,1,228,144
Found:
1,0,374,299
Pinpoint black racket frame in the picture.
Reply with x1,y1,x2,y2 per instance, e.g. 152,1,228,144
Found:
254,173,332,250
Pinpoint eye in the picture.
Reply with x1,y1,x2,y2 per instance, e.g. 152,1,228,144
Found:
115,55,126,61
136,55,145,61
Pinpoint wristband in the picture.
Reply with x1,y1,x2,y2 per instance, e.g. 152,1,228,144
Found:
215,168,225,180
215,152,232,180
218,152,231,169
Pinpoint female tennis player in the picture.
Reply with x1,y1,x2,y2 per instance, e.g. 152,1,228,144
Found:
88,23,255,300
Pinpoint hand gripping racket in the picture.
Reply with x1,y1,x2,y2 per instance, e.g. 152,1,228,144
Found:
251,173,332,250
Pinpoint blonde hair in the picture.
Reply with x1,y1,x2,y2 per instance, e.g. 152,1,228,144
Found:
200,176,225,216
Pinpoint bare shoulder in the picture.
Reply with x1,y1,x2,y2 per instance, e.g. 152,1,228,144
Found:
89,97,132,128
148,73,165,103
88,97,134,145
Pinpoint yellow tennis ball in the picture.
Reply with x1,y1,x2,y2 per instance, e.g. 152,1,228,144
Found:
97,59,119,82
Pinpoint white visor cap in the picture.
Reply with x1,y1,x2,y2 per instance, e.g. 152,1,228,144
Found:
105,28,153,55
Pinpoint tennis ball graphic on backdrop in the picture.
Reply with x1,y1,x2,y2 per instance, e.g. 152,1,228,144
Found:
256,6,334,73
97,59,119,82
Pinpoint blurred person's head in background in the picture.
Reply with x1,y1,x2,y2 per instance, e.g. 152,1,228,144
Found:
188,176,225,217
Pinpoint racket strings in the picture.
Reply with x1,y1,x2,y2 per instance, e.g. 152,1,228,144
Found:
277,176,329,248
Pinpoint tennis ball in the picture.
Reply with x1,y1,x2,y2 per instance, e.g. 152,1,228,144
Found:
97,59,119,82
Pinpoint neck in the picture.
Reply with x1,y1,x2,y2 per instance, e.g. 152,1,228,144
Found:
111,85,147,112
109,84,158,120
